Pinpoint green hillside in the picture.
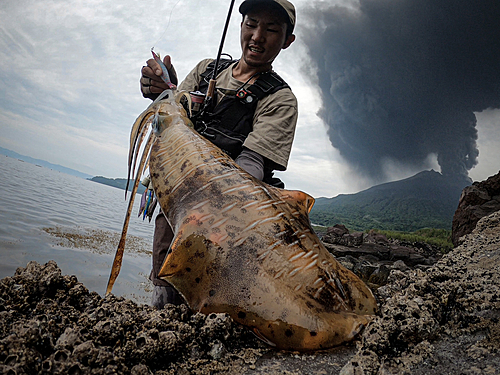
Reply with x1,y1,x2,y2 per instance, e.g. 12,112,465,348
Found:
310,170,471,231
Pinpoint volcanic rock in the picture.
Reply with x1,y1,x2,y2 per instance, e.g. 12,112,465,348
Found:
321,227,442,287
339,210,500,375
452,170,500,246
0,261,263,374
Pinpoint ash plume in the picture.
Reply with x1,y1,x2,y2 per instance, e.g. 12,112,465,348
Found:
302,0,500,180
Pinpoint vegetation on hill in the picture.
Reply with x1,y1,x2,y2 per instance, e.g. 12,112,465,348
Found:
310,170,471,232
369,228,453,252
89,176,147,195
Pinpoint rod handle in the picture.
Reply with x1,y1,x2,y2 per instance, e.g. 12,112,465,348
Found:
207,79,217,99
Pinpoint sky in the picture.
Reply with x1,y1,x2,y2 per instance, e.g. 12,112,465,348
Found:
0,0,499,198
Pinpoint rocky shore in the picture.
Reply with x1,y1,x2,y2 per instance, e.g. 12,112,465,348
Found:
1,211,499,374
319,224,444,290
339,210,500,374
0,261,266,374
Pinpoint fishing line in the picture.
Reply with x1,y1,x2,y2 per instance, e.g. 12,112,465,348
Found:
151,0,183,50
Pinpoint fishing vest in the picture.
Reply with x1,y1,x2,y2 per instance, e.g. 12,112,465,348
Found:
193,59,290,163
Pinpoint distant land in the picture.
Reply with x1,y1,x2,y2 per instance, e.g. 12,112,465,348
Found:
0,146,147,195
310,170,472,232
90,176,147,195
0,146,93,179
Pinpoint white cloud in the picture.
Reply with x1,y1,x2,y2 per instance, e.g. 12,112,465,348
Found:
469,108,500,182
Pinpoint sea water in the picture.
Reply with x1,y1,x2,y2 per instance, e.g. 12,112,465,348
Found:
0,155,156,304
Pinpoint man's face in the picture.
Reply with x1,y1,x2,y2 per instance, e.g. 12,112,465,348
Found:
240,6,295,70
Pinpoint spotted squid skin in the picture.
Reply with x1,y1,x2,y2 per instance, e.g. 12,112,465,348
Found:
142,91,377,351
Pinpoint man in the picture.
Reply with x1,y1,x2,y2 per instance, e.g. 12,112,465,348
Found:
140,0,298,308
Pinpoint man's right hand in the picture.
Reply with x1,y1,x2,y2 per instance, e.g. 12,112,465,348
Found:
140,55,178,100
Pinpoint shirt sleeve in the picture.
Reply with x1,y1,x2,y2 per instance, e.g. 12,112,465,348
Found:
235,148,265,180
243,88,298,171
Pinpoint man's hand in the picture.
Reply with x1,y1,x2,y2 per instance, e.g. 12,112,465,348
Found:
140,55,178,100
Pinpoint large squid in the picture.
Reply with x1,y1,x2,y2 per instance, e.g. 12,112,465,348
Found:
107,88,377,351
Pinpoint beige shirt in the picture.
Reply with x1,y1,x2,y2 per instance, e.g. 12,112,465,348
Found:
179,59,298,171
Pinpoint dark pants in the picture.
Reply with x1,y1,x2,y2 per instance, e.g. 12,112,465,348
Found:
150,214,185,306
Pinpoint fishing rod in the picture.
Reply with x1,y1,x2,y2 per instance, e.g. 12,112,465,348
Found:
205,0,236,109
151,0,236,113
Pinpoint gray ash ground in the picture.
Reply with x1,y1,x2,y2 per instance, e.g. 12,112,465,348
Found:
2,212,500,374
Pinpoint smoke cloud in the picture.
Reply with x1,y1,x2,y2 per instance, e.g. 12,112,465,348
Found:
301,0,500,180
